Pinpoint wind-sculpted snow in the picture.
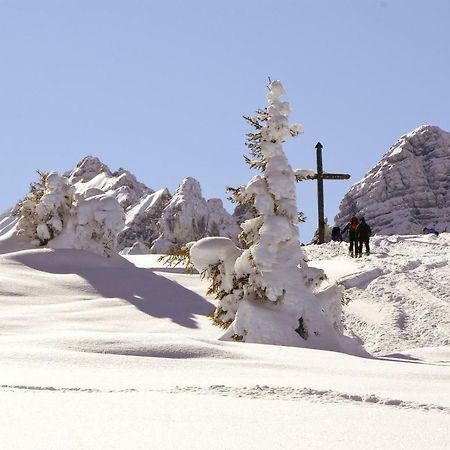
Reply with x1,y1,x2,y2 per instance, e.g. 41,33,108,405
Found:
0,240,450,448
303,233,450,354
335,125,450,235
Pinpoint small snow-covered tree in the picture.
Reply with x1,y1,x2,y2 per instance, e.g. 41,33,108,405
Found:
15,171,125,257
190,81,365,355
15,171,75,246
63,193,125,257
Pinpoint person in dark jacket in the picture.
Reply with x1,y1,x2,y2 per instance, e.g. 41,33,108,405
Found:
342,216,359,257
356,217,372,257
422,227,439,236
331,226,343,242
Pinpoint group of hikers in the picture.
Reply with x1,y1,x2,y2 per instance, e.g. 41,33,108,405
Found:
331,216,372,258
331,217,440,258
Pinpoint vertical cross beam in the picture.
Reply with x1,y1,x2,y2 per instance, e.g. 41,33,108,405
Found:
298,143,350,244
315,142,325,244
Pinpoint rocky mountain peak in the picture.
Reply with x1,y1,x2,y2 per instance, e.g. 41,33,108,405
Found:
335,125,450,235
68,156,112,184
174,176,203,197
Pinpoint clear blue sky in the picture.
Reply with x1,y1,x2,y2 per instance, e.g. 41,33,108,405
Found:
1,0,449,241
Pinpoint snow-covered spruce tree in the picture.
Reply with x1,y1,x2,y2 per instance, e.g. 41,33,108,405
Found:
15,170,125,257
191,81,365,354
59,193,125,257
15,171,75,246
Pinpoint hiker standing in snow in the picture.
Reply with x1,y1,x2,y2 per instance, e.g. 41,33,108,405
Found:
422,227,439,236
331,226,343,242
342,216,359,257
356,217,372,257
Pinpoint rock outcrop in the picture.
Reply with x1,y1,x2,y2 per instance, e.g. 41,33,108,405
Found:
150,177,239,253
335,125,450,235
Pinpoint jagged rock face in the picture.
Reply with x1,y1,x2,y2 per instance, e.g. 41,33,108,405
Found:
151,177,239,253
67,157,153,211
67,156,111,183
158,177,209,244
335,125,450,235
118,188,172,251
207,198,240,239
232,203,254,225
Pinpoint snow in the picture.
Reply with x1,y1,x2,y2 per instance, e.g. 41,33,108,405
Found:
190,81,365,356
2,156,240,255
49,193,125,257
0,230,449,448
303,233,450,354
69,156,153,211
335,125,450,235
151,177,239,253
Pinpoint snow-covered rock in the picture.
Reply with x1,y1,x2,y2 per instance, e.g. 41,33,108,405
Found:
118,188,172,251
335,125,450,235
1,157,240,255
151,177,239,253
66,155,111,183
68,156,154,211
68,159,239,252
206,198,240,240
232,203,254,226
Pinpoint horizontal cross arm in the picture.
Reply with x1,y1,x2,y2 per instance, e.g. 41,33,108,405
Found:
322,173,351,180
307,172,350,180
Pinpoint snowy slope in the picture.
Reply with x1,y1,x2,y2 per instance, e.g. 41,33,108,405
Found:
335,125,450,235
304,233,450,354
0,234,449,448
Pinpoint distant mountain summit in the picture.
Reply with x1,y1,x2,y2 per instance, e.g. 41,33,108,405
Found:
68,156,240,252
67,156,154,211
1,156,239,254
335,125,450,235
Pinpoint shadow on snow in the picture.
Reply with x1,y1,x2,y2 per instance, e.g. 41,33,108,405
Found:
8,248,212,329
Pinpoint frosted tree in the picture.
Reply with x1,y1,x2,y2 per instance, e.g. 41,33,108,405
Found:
191,80,365,354
15,171,125,257
15,171,75,246
61,193,125,257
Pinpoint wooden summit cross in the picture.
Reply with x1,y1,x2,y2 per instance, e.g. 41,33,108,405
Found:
307,142,350,244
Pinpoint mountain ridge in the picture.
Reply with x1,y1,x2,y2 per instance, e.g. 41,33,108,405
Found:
335,124,450,235
0,155,240,254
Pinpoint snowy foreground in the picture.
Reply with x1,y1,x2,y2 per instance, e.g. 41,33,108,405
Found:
0,234,449,449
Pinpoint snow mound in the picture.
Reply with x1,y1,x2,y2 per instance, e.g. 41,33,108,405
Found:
50,193,125,257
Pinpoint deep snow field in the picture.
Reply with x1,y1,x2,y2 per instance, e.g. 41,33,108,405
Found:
0,233,449,449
